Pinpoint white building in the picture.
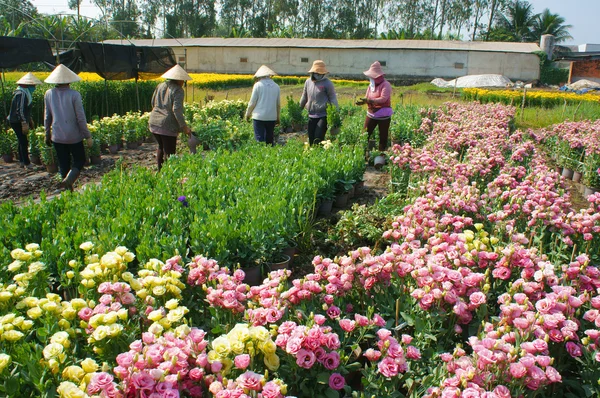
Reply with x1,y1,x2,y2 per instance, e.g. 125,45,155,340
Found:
105,38,541,82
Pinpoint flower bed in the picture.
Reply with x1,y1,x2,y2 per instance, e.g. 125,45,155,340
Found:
2,102,600,397
463,88,600,107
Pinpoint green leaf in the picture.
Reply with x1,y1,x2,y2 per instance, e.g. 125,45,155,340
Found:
5,378,19,395
400,312,414,326
325,389,339,398
317,372,330,384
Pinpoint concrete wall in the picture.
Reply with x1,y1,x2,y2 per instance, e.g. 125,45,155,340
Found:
171,46,540,82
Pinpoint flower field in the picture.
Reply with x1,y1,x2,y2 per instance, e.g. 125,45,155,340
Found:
462,88,600,107
2,99,600,398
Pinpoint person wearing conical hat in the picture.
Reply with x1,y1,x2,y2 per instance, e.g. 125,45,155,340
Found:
148,64,193,171
356,61,393,152
299,60,338,146
8,72,42,169
44,64,92,191
245,65,280,145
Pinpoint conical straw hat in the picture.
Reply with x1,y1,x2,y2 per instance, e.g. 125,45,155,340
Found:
16,72,43,85
45,64,82,84
161,64,192,81
254,65,277,78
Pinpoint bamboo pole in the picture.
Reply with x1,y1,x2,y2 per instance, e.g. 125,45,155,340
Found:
520,88,527,122
1,69,7,125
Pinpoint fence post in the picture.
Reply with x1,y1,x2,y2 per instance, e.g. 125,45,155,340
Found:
520,88,527,122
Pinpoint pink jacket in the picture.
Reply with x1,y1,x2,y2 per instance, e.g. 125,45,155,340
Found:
365,79,392,114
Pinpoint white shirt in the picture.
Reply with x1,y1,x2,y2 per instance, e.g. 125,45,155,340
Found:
245,78,280,122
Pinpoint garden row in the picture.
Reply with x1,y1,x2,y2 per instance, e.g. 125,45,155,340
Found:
462,87,600,107
531,120,600,195
4,101,600,398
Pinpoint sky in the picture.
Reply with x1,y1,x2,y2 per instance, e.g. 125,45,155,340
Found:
31,0,599,45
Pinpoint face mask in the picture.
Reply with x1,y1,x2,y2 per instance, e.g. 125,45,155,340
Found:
26,87,36,94
311,73,324,81
369,78,376,92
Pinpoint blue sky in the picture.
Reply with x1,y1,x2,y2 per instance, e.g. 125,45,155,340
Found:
31,0,598,45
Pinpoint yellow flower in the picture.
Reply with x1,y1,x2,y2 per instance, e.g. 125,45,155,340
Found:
62,365,85,382
260,339,277,355
107,323,123,337
264,353,280,371
21,320,34,330
51,331,71,348
28,262,45,273
62,307,77,320
148,323,163,335
80,358,98,373
2,330,24,341
0,291,12,302
123,252,135,262
174,324,190,338
25,243,40,252
43,343,64,359
42,301,59,313
103,312,118,325
27,306,43,319
211,336,231,357
117,308,128,321
11,249,31,261
57,381,87,398
79,269,95,279
66,271,75,279
166,307,187,323
79,242,94,251
250,326,270,342
165,299,179,310
152,285,166,296
148,310,163,322
114,246,128,256
91,326,108,342
0,353,11,372
58,319,71,330
7,261,22,272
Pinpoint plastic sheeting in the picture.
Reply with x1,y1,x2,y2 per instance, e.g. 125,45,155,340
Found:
431,74,513,88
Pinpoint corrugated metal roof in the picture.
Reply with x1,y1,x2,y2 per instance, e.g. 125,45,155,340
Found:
103,38,540,54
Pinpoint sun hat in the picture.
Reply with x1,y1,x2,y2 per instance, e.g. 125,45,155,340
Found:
16,72,43,85
45,64,82,84
254,65,277,78
161,64,192,81
308,60,328,74
363,61,385,79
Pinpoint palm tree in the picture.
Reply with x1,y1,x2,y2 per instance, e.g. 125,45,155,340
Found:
531,9,572,43
495,0,539,42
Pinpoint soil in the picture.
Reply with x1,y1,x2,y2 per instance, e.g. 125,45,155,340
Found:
0,134,390,207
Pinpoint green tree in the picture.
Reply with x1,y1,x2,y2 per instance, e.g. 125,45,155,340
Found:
0,0,37,31
494,0,538,42
531,8,572,43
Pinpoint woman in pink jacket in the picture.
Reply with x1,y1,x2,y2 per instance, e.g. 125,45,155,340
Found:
357,61,393,151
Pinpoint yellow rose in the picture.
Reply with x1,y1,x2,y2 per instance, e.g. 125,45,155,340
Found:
0,353,11,373
148,310,163,322
27,306,43,319
46,293,61,302
66,271,75,279
79,242,94,251
124,252,136,262
166,307,187,323
174,324,190,338
82,279,96,289
43,343,64,360
79,269,95,279
0,291,12,302
107,323,123,337
62,365,85,382
207,350,219,362
121,272,134,282
80,358,98,373
211,336,231,357
165,299,179,310
57,381,87,398
7,261,22,272
103,312,118,325
87,254,99,263
91,326,108,342
264,353,280,371
14,287,25,296
260,339,277,355
136,289,148,299
117,309,128,321
229,324,250,342
158,318,172,329
100,252,121,268
28,262,45,273
42,301,59,313
25,243,40,252
11,316,24,327
114,246,128,256
250,326,269,342
51,331,71,348
21,320,34,330
148,323,163,335
62,307,77,320
11,249,31,261
229,340,245,355
152,285,166,296
58,319,71,330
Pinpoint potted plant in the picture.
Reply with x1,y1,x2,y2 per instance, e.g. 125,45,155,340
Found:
89,138,102,165
286,95,304,131
41,144,58,173
327,103,342,136
370,150,387,170
582,153,600,197
0,129,15,163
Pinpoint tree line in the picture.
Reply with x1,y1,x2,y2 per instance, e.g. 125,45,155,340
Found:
0,0,571,47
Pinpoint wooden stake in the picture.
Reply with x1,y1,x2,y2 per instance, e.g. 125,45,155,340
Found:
520,88,527,122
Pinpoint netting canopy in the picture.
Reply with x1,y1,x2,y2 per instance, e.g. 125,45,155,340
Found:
0,37,55,68
0,37,176,80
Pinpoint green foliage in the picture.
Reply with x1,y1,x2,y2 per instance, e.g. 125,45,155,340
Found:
284,95,305,129
389,104,423,144
0,127,15,155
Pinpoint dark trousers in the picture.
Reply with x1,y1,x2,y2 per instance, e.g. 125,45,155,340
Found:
308,117,328,146
153,133,177,170
364,116,391,151
53,141,86,178
253,120,276,145
10,122,30,166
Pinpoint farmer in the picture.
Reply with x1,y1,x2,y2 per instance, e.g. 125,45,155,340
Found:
299,60,338,145
44,64,92,191
245,65,280,145
356,61,393,152
8,72,42,169
148,64,193,171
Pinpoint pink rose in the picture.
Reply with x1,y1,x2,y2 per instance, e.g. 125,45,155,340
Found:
236,371,263,391
378,357,399,377
234,354,251,370
189,368,204,381
322,352,340,370
469,291,486,306
262,381,282,398
364,349,382,362
116,352,134,368
406,346,421,360
132,372,155,391
493,385,511,398
328,373,345,390
510,362,527,378
545,365,562,382
78,307,93,321
377,328,392,341
327,306,341,319
296,349,317,369
339,319,356,333
566,342,582,357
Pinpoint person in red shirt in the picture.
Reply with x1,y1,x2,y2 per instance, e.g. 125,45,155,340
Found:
357,61,393,152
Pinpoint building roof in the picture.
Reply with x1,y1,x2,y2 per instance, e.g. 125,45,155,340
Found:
103,38,541,54
557,52,600,62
